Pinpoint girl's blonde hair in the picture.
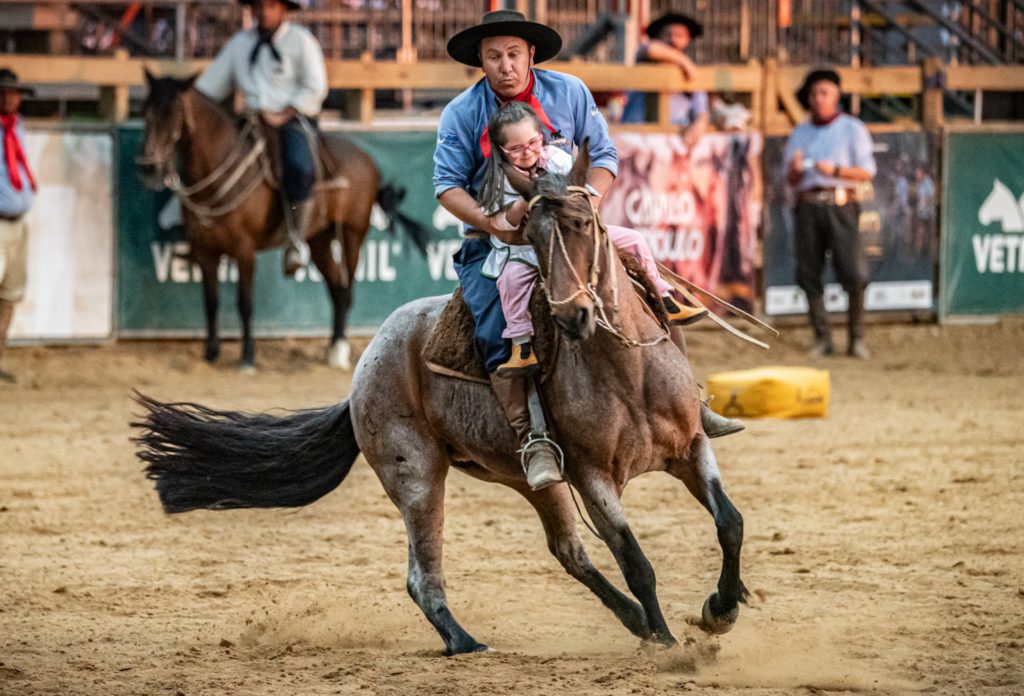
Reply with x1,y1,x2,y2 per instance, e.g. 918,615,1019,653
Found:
477,101,545,216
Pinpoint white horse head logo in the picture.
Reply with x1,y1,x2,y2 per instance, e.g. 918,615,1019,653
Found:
978,179,1024,233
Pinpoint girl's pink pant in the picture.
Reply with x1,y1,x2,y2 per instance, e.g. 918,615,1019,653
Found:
497,225,674,339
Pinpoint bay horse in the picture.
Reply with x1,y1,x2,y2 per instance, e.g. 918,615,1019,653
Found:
136,71,430,370
134,143,749,655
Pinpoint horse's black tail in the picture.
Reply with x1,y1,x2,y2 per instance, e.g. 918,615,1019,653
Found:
132,393,360,514
376,182,434,257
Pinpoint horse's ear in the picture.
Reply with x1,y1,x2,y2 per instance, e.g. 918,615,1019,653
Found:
569,138,591,186
144,67,156,85
503,163,534,199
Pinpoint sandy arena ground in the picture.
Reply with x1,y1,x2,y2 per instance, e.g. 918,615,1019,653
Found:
1,320,1022,695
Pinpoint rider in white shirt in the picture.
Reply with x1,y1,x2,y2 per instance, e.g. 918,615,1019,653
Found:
196,0,327,275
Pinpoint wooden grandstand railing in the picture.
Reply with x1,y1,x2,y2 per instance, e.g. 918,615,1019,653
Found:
5,51,1024,132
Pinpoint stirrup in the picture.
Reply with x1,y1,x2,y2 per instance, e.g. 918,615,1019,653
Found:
516,433,565,478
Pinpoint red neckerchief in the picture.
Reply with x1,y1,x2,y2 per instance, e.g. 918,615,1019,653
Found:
811,111,841,127
1,114,36,192
480,71,558,159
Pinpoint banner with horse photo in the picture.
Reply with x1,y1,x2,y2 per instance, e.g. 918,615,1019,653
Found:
599,131,762,313
762,131,936,316
116,126,462,337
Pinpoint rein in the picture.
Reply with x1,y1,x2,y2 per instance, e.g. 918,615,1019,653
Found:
527,185,669,349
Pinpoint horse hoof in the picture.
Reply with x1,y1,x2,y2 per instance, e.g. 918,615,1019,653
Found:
443,642,489,656
238,362,256,375
327,340,351,370
700,593,739,635
204,348,220,363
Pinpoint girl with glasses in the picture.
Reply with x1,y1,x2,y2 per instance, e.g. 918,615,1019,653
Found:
476,101,707,377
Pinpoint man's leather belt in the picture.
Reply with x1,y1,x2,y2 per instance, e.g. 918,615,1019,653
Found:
0,213,24,222
798,187,853,206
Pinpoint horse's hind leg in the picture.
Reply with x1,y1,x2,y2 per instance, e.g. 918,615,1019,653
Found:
364,429,486,655
309,229,352,369
518,483,652,640
668,434,749,634
578,475,677,647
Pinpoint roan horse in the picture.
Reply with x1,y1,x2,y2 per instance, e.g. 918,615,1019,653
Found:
136,72,430,370
134,144,749,655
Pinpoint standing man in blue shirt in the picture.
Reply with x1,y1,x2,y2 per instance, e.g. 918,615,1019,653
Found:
621,12,709,146
434,10,739,490
783,68,876,359
0,69,35,384
196,0,326,275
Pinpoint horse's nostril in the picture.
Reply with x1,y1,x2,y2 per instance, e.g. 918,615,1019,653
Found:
577,307,590,328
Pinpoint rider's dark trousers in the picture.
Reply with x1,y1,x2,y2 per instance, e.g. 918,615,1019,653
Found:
280,117,318,204
453,237,512,372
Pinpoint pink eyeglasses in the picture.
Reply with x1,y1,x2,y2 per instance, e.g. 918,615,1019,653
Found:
500,135,544,158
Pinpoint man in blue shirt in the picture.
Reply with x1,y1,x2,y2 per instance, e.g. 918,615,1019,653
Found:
434,11,739,490
620,12,709,146
0,68,35,384
783,68,876,359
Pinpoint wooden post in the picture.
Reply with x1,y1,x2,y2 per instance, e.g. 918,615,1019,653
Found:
922,57,944,130
760,58,779,133
175,0,187,61
657,92,670,128
739,0,750,61
99,49,130,122
398,0,415,112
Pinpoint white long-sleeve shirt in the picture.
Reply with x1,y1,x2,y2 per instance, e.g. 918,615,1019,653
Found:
196,21,327,117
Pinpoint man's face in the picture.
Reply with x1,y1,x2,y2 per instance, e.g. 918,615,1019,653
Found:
808,80,840,118
480,36,534,100
661,23,692,51
1,88,21,116
254,0,288,32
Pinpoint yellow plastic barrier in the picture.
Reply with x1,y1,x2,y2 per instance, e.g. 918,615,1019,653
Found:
706,366,830,419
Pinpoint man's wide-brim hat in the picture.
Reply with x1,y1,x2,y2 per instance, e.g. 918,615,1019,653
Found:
447,10,562,68
238,0,306,10
0,68,35,95
796,67,841,109
646,12,704,40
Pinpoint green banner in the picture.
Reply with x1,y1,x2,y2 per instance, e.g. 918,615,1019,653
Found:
116,126,462,336
941,130,1024,317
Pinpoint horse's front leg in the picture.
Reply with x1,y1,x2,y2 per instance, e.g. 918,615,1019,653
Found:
579,475,677,646
517,482,651,640
195,251,220,363
235,250,256,370
667,434,749,634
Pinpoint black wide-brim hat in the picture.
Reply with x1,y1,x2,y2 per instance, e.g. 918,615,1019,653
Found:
796,68,841,109
646,12,704,40
239,0,305,10
0,68,35,96
447,10,562,68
